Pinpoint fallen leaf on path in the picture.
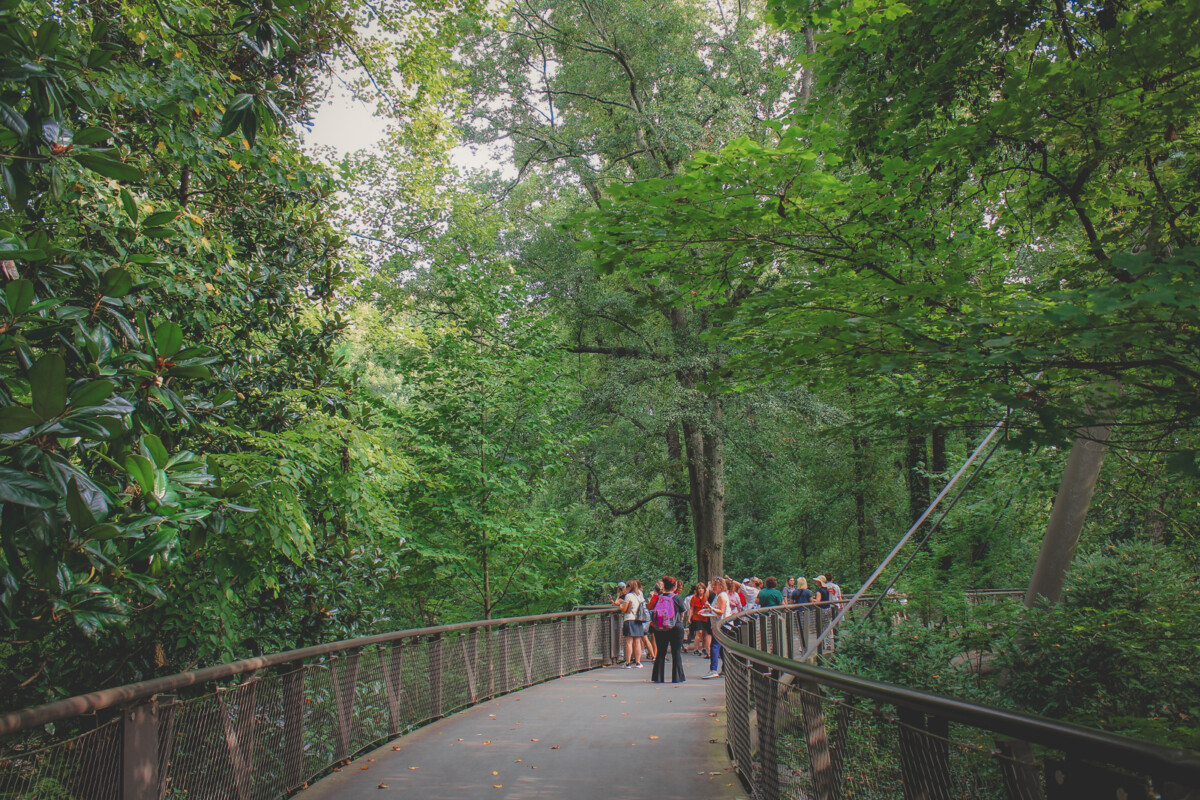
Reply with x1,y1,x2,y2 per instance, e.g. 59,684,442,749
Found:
484,740,492,745
648,735,659,740
458,739,464,742
408,766,419,771
600,715,607,718
514,760,522,763
493,785,503,789
530,738,539,742
392,746,400,751
709,713,717,717
377,783,388,789
492,771,499,775
361,765,370,770
550,745,560,749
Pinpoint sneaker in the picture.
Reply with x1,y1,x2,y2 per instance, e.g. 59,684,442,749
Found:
634,662,644,669
623,662,634,668
702,671,722,679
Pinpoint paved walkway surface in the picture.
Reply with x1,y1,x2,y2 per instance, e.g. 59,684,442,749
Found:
299,659,747,799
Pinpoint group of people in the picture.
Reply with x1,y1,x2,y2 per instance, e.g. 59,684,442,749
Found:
612,573,844,682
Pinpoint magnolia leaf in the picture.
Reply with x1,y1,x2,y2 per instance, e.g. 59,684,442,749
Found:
119,188,138,223
5,278,34,315
153,321,183,357
0,405,41,432
70,379,114,407
142,433,169,468
76,152,141,182
30,353,67,419
125,453,156,495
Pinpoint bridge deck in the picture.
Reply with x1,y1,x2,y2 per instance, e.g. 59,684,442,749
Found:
297,660,746,799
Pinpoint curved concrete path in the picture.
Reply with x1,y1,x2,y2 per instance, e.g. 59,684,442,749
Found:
298,660,747,799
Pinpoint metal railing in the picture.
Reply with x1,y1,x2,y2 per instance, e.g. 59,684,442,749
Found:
715,603,1200,800
0,609,621,800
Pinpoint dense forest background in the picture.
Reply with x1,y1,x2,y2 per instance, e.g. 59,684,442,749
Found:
1,0,1197,745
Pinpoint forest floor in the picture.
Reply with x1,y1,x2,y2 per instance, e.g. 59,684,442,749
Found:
297,657,746,799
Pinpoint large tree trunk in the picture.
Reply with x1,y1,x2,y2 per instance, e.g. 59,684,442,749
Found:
665,423,694,577
684,418,724,579
1024,421,1114,607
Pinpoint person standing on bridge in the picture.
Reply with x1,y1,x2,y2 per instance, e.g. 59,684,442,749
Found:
616,579,645,667
686,582,710,657
649,576,687,683
757,576,784,607
702,577,732,679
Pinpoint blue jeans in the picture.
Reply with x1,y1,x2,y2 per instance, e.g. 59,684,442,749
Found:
709,637,721,672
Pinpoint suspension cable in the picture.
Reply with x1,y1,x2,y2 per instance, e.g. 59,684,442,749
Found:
799,407,1014,661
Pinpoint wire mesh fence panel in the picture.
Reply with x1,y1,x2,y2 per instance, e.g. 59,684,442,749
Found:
0,717,121,800
0,610,640,799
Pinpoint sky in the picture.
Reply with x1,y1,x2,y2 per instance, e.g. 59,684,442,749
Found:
301,84,391,156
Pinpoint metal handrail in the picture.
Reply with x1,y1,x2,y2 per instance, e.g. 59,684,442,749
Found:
0,608,611,737
713,605,1200,790
1,607,623,800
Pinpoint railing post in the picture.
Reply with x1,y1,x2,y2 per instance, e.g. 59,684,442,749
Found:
122,694,170,800
996,738,1045,800
379,642,405,736
499,624,511,693
555,618,565,676
784,609,795,659
897,709,952,800
329,649,361,762
218,677,259,800
751,667,781,800
282,665,307,791
576,614,585,670
429,634,443,719
798,679,842,800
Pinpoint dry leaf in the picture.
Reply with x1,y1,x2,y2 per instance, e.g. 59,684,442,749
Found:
709,713,717,717
493,785,503,789
408,767,419,771
368,758,376,762
378,784,389,789
530,738,539,742
648,735,659,740
550,745,560,750
361,765,371,770
484,740,493,745
514,760,522,763
600,715,607,718
392,746,400,751
492,771,499,775
458,738,464,742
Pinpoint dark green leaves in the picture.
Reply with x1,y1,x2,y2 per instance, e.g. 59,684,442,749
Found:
218,93,257,143
29,353,66,419
99,267,133,297
0,100,27,138
5,277,33,314
75,151,141,182
153,321,183,357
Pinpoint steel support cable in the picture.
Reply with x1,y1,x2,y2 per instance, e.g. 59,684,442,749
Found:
857,435,1003,623
800,407,1016,661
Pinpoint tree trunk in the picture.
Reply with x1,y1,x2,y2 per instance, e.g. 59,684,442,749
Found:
905,430,930,528
664,424,691,543
702,395,725,578
931,425,947,478
1024,422,1114,608
851,434,875,577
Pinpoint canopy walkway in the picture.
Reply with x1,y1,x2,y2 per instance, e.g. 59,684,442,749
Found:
2,597,1198,799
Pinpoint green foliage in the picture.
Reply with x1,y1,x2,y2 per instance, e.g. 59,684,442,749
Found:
836,543,1200,750
996,543,1200,748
